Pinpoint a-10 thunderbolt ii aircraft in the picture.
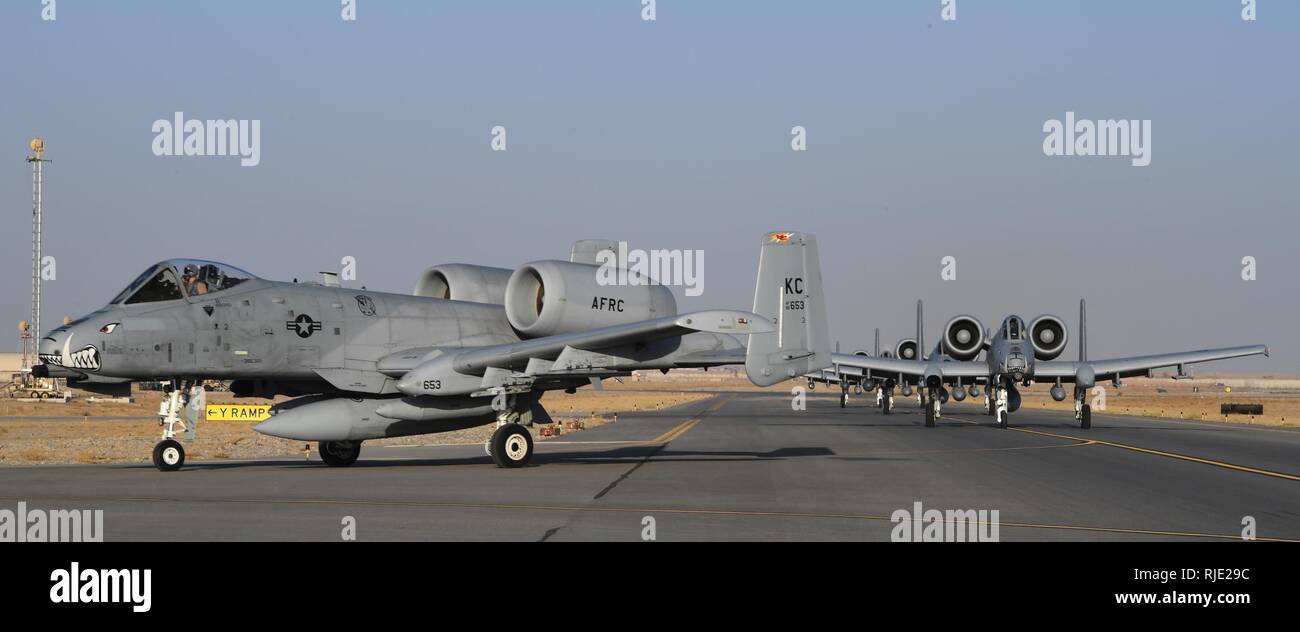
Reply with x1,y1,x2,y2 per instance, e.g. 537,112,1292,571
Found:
814,299,1267,429
35,232,828,471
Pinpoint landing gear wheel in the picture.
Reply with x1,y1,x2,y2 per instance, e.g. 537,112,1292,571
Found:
840,392,848,408
319,440,362,467
997,410,1009,429
152,439,185,471
1080,404,1092,430
489,424,534,468
925,400,936,427
882,396,892,415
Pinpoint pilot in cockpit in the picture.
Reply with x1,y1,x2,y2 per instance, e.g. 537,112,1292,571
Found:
182,264,208,296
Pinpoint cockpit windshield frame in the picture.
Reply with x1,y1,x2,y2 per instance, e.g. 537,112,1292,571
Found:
110,259,258,305
1004,317,1023,341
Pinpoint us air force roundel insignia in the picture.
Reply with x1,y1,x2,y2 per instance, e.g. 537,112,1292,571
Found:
286,314,322,338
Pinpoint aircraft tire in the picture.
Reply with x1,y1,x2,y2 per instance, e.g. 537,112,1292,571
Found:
319,440,362,467
490,424,533,468
840,392,848,408
997,410,1008,429
1080,405,1092,430
152,439,185,471
882,397,891,415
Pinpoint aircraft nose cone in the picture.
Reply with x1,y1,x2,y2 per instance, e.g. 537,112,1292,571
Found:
253,416,289,439
36,330,66,364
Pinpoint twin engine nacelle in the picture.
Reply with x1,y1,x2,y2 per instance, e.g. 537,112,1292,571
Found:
894,338,919,361
414,264,513,305
942,315,985,361
1029,314,1068,360
504,260,677,338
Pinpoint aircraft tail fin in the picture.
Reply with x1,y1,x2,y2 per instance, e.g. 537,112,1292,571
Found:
745,232,830,386
569,240,619,265
916,299,924,361
1079,298,1088,362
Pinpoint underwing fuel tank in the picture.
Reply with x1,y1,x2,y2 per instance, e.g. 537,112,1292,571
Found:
255,395,496,441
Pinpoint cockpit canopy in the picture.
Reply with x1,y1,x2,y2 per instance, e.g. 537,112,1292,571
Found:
110,259,257,305
1002,315,1025,341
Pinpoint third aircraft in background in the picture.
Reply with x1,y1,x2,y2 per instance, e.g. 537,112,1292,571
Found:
808,300,1268,429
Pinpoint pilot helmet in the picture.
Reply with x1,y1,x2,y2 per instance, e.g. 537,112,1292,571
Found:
183,264,199,278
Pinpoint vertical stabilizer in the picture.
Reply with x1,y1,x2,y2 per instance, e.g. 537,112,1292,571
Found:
745,232,830,386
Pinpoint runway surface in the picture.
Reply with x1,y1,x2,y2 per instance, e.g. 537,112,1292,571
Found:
2,391,1297,541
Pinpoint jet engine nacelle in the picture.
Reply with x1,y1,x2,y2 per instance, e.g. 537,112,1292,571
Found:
414,264,514,305
894,338,919,361
1029,314,1069,360
504,260,677,338
941,315,984,361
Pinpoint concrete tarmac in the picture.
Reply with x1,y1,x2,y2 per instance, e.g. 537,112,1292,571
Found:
1,392,1296,541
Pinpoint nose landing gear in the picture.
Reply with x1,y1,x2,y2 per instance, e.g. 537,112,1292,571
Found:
924,388,942,427
1074,386,1092,429
152,379,201,471
992,386,1010,429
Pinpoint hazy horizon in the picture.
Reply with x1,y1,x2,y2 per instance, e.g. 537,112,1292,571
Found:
2,1,1295,375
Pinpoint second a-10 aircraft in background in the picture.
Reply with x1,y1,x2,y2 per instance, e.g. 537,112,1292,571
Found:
811,300,1268,429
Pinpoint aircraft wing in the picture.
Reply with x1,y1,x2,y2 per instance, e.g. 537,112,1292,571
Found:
1033,345,1268,383
390,310,771,395
823,353,988,379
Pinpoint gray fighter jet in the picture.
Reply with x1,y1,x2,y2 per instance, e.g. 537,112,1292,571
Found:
814,300,1268,429
35,232,828,471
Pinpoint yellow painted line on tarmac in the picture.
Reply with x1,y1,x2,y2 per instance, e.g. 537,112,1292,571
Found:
647,395,732,445
947,415,1300,483
1013,426,1300,482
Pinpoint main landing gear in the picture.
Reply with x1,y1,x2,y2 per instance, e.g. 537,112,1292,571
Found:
840,383,850,408
880,383,894,415
483,392,536,468
152,379,201,471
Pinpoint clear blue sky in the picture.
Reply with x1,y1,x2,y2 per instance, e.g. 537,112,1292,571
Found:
1,1,1296,373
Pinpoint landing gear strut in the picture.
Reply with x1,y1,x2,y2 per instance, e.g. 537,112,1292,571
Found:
993,386,1009,429
880,383,894,415
840,383,849,408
